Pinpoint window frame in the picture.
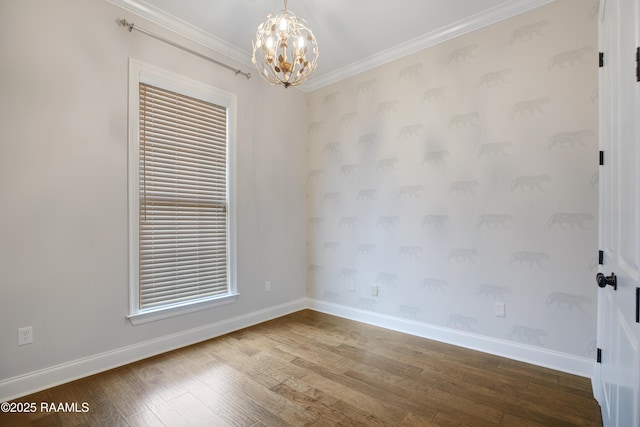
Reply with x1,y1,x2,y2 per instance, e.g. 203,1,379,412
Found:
127,59,238,325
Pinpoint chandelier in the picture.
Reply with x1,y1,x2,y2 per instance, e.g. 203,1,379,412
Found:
251,0,319,88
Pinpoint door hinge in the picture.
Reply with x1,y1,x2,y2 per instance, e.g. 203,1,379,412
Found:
599,151,604,166
599,52,604,68
636,47,639,82
599,250,604,265
597,347,602,363
636,287,639,323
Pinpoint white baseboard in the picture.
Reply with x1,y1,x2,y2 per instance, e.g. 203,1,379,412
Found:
308,299,596,380
0,298,307,402
1,297,597,402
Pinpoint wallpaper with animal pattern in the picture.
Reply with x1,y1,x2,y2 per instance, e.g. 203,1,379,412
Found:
306,0,599,357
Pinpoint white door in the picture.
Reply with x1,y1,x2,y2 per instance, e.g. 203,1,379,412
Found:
597,0,640,426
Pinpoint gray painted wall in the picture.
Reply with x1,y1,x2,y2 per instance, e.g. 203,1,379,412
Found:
0,0,307,382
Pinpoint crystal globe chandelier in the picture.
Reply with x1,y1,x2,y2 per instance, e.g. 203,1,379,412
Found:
251,0,319,88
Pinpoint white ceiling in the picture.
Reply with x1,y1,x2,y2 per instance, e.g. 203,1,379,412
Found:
111,0,553,90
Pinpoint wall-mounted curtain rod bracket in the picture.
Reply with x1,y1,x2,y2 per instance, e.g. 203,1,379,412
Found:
117,18,251,80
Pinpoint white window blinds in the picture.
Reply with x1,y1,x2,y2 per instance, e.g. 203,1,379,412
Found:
138,82,229,311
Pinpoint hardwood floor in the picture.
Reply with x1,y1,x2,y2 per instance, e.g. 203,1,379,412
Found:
1,310,602,426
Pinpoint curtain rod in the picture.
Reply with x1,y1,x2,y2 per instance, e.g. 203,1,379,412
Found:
117,18,251,80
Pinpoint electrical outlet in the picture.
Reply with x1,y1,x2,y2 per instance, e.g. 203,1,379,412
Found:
265,281,271,292
371,284,379,297
18,326,33,346
348,280,355,292
495,302,506,317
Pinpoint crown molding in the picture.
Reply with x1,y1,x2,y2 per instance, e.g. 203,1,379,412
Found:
107,0,555,93
106,0,253,69
302,0,555,92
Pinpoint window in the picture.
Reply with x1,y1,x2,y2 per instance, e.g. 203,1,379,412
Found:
128,60,237,325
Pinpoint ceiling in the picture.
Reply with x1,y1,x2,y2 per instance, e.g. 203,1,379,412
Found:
111,0,553,91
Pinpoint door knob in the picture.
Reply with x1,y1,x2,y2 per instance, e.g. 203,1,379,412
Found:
596,272,617,290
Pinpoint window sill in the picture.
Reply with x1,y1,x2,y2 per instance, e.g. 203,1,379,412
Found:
128,293,239,325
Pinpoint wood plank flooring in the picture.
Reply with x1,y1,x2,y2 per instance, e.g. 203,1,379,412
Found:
0,310,602,426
